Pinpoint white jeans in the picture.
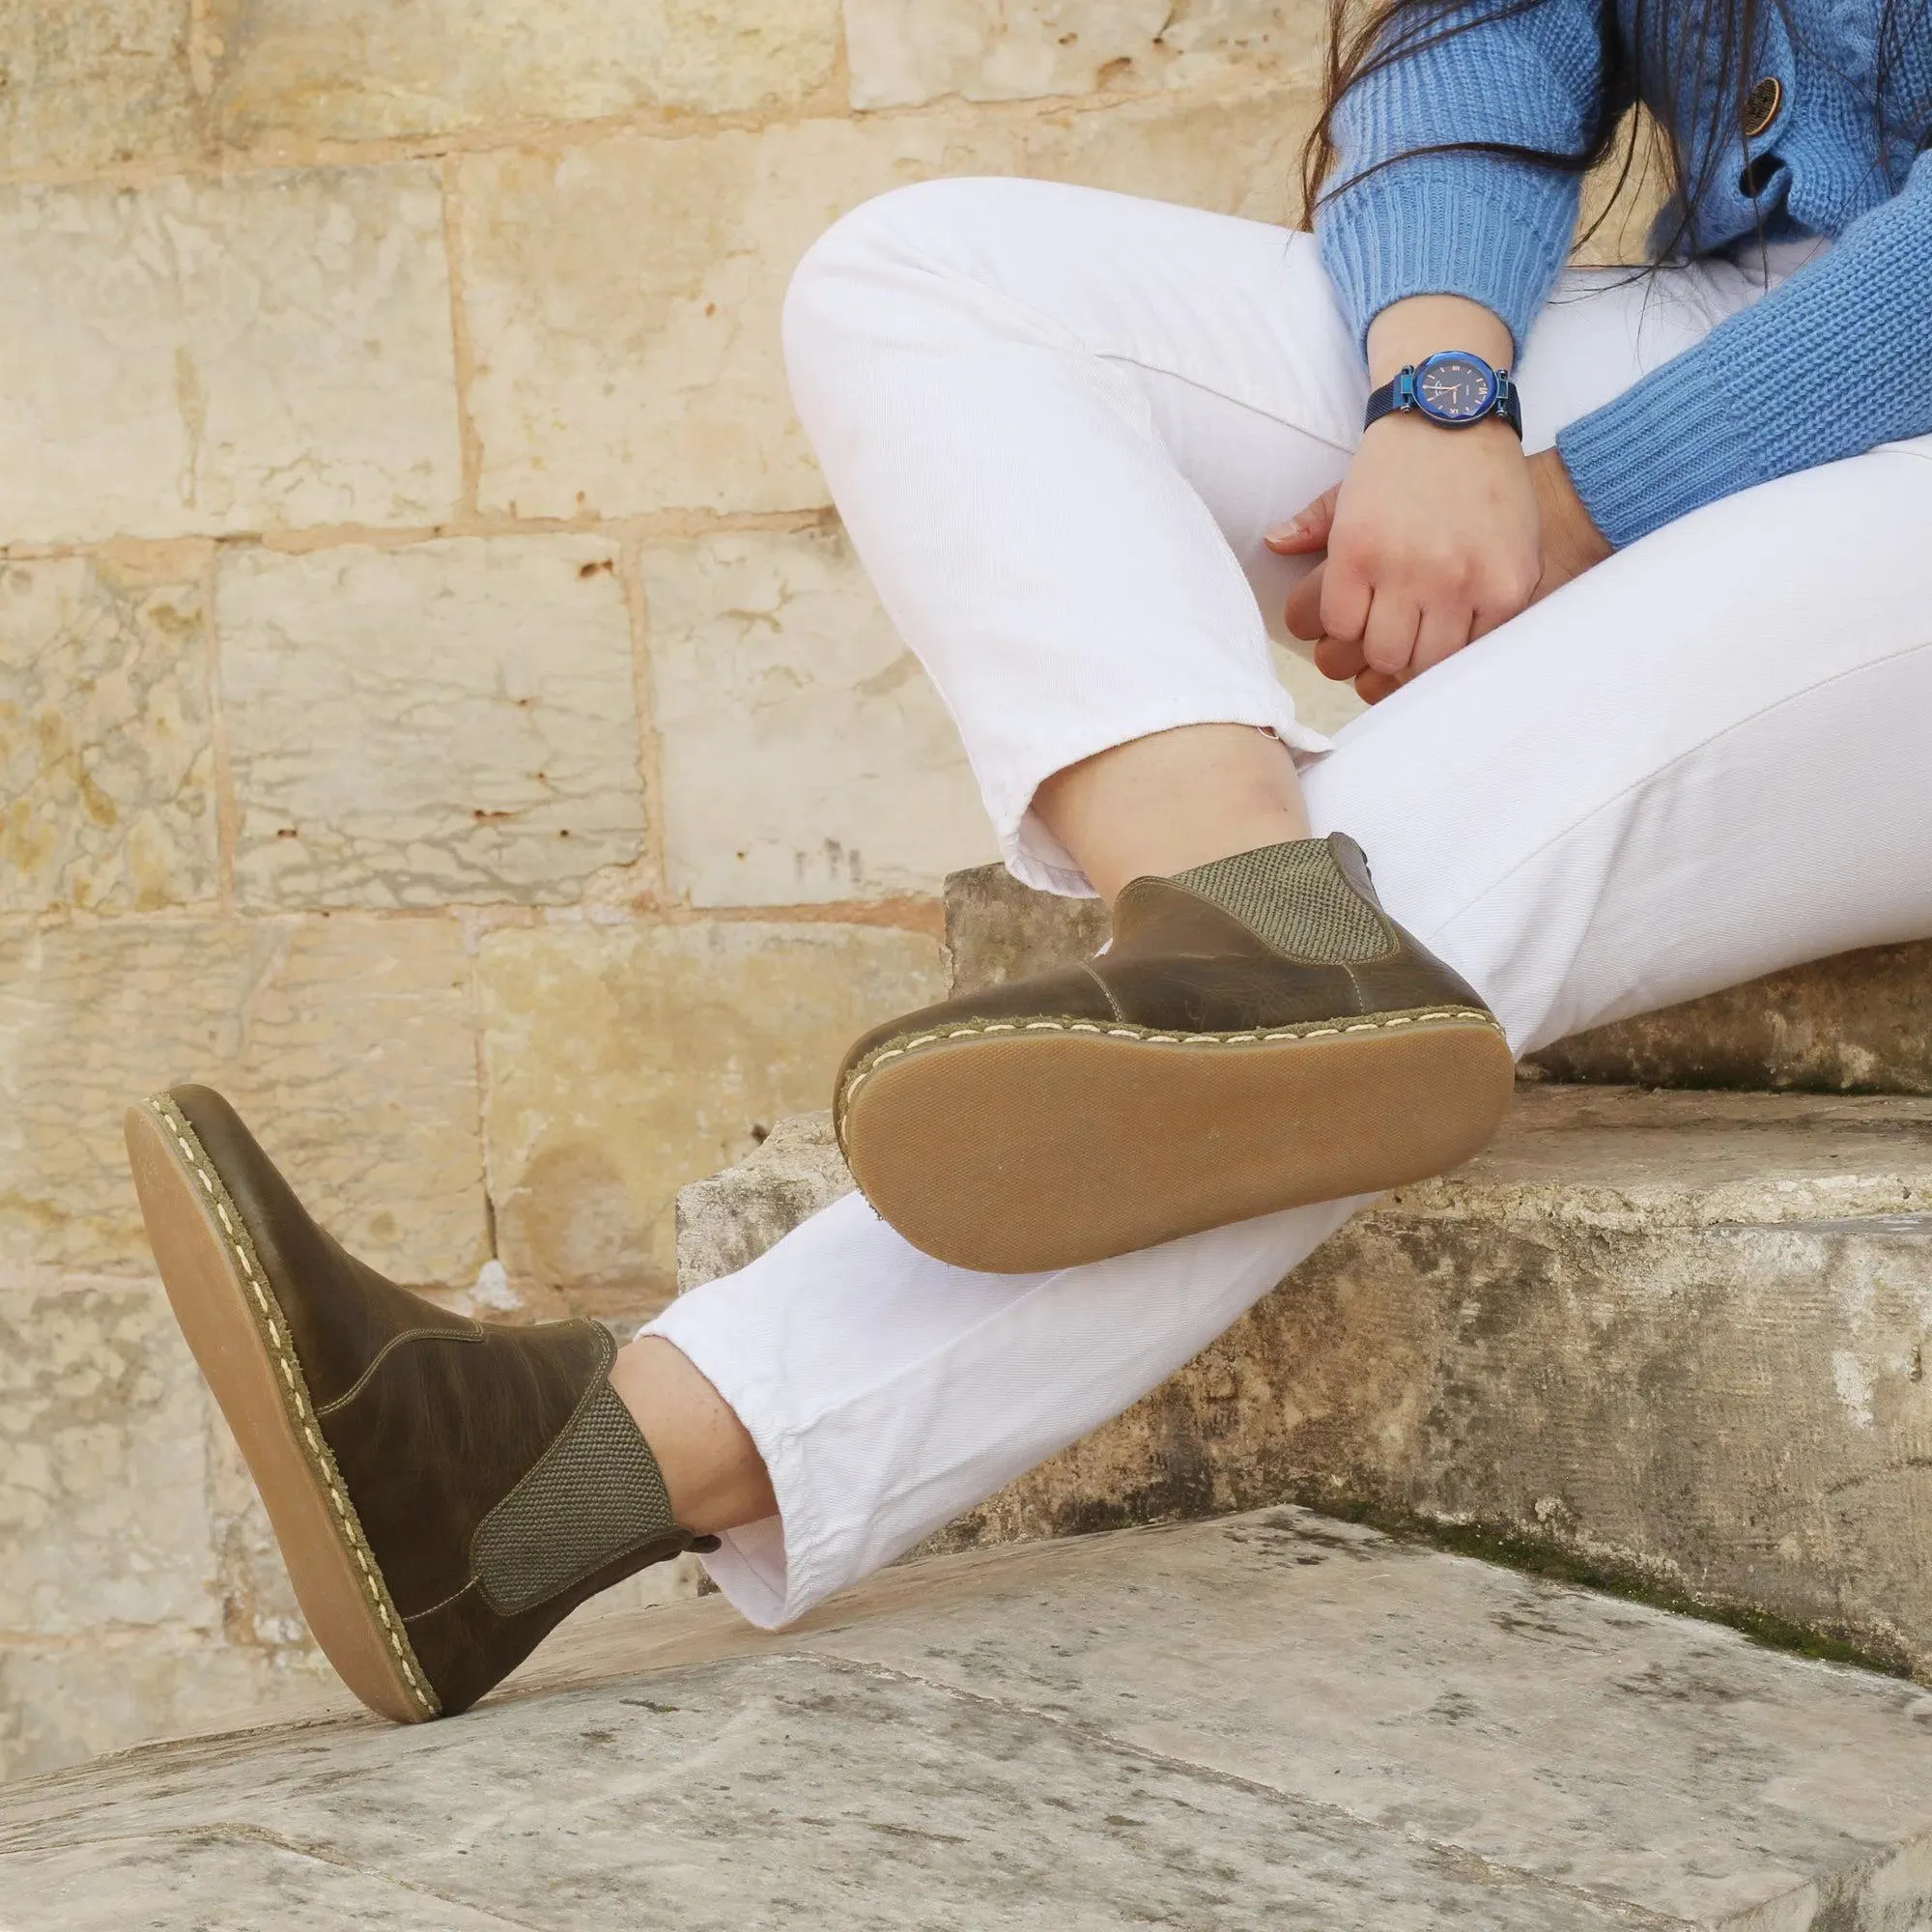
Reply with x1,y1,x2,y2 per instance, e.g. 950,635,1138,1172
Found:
645,178,1932,1630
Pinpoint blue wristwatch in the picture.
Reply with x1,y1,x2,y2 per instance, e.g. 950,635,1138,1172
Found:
1365,351,1521,437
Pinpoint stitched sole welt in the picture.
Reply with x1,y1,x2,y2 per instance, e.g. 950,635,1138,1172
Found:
839,1010,1517,1273
125,1097,439,1722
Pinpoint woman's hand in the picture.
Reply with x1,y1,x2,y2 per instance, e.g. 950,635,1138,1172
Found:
1267,294,1611,703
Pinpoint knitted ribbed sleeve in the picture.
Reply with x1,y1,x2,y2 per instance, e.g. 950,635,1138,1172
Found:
1558,151,1932,545
1315,0,1606,354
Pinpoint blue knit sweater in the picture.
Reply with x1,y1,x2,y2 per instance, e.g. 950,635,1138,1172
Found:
1315,0,1932,546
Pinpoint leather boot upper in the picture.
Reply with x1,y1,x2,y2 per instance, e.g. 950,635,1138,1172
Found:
167,1086,707,1718
836,833,1498,1147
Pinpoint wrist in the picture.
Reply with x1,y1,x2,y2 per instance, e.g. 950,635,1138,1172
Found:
1366,295,1513,387
1365,355,1523,442
1530,446,1612,566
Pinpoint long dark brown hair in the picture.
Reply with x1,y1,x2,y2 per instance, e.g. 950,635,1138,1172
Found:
1300,0,1924,265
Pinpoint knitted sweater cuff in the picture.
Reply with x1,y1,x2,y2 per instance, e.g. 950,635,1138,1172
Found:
1316,152,1579,359
1556,353,1757,549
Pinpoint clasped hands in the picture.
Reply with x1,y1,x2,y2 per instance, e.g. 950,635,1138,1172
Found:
1269,295,1612,704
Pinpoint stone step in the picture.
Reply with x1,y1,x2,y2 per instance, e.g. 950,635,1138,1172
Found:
943,862,1932,1094
11,1508,1932,1928
677,1084,1932,1675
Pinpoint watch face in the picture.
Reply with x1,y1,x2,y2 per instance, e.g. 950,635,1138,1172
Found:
1412,352,1496,424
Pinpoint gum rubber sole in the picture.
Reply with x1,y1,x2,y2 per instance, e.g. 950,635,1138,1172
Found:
124,1099,438,1724
839,1011,1517,1273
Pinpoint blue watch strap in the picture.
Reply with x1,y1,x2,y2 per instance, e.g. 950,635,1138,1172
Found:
1494,369,1523,437
1363,367,1415,431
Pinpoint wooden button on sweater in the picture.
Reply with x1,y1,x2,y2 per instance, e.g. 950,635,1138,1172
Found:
1744,75,1783,138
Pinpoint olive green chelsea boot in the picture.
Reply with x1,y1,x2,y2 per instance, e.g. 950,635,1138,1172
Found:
125,1086,715,1723
835,833,1516,1273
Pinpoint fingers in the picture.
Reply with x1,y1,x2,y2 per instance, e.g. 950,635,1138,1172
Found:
1467,596,1511,643
1284,559,1325,642
1264,486,1340,555
1411,598,1475,675
1318,559,1372,655
1317,608,1466,698
1313,628,1367,683
1358,588,1420,679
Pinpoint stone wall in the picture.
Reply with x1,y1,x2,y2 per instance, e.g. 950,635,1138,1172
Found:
0,4,1655,1778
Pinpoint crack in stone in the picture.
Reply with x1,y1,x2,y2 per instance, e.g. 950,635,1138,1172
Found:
0,1820,547,1929
786,1651,1699,1928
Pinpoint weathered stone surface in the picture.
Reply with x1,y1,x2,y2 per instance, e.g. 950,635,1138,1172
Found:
0,2,196,174
13,1513,1932,1927
1019,77,1319,223
460,116,1014,521
0,1278,212,1643
479,919,945,1315
206,0,840,147
0,1274,347,1783
0,917,486,1283
677,1112,859,1290
0,168,460,547
945,858,1111,991
1531,939,1932,1096
643,526,994,907
0,1633,335,1790
0,555,215,916
676,1088,1932,1674
221,538,645,910
461,88,1314,522
848,0,1322,110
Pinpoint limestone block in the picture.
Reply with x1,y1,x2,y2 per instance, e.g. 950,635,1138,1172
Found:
0,1634,335,1785
207,0,840,146
17,1513,1932,1927
0,167,461,547
1531,938,1932,1096
643,526,994,907
459,115,1019,521
479,920,945,1314
1019,78,1321,224
461,83,1329,522
847,0,1322,110
220,538,646,911
945,864,1109,994
0,1,196,174
677,1111,852,1290
0,917,486,1284
0,1277,213,1642
0,555,215,916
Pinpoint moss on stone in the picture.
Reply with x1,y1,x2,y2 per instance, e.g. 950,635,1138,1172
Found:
1315,1496,1916,1679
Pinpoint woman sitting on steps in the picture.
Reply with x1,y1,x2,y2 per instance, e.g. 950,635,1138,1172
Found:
128,0,1932,1719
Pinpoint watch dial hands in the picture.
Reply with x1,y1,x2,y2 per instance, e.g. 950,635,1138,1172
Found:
1415,355,1492,421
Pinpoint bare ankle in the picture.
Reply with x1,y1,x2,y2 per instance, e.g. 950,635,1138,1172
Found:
608,1336,777,1535
1033,723,1313,902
